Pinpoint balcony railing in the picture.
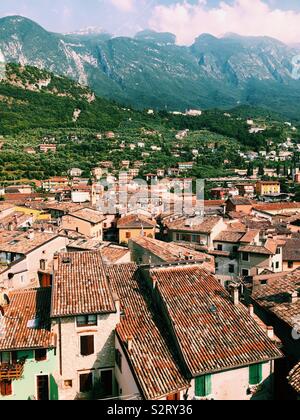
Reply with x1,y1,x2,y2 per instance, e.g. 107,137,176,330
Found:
0,361,25,381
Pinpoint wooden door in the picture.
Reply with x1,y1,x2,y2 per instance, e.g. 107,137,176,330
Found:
36,375,49,401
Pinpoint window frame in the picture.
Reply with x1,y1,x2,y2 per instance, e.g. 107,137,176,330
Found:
35,349,47,362
80,335,95,357
76,315,98,328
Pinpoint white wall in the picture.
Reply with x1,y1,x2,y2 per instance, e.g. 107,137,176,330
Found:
52,311,120,400
186,362,274,401
0,236,68,290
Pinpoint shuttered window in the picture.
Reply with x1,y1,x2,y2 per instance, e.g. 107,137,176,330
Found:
249,363,263,385
80,336,94,356
0,380,12,396
195,375,212,397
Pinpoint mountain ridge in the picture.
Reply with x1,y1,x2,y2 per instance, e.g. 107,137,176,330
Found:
1,16,300,118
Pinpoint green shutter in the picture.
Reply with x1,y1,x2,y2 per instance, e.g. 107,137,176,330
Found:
195,375,212,397
249,364,263,385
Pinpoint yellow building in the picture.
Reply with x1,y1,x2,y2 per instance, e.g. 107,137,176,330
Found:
117,214,157,244
256,181,281,196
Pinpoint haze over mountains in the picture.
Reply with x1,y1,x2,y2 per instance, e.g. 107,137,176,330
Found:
1,15,300,118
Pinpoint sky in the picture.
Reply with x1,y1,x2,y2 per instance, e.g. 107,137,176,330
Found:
1,0,300,45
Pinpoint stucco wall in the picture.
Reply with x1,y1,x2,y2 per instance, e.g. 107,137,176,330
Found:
52,312,119,400
0,348,58,401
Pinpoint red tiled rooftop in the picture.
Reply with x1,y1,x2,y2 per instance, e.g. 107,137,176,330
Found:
0,288,54,351
107,263,189,400
51,251,116,317
150,264,282,376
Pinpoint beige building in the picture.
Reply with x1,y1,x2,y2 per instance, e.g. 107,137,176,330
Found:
51,252,120,400
166,216,226,251
61,208,106,239
0,230,68,290
117,214,157,244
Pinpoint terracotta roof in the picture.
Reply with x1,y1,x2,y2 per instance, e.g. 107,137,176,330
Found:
0,230,59,255
238,245,274,256
228,197,253,206
214,231,244,243
101,245,130,264
283,239,300,262
253,203,300,212
252,270,300,328
131,236,213,269
107,263,189,400
288,363,300,394
51,251,116,317
117,214,157,229
0,288,54,351
150,264,282,376
166,216,222,233
240,230,260,243
68,208,106,225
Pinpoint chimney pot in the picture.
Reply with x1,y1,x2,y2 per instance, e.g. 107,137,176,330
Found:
291,291,298,304
267,326,275,341
127,336,133,352
230,284,240,306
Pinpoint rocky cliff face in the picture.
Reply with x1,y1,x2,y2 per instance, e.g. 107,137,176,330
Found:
1,16,300,117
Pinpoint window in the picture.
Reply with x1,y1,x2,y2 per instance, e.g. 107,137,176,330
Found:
229,265,235,274
77,315,97,328
242,252,249,262
233,246,238,254
288,261,294,269
100,370,113,397
249,364,263,386
275,262,280,269
0,380,12,396
40,260,46,271
217,244,223,251
242,269,249,277
79,373,93,393
64,380,73,389
126,232,131,239
35,349,47,362
115,349,122,372
195,375,212,397
260,280,268,286
276,248,281,255
215,262,219,272
80,336,94,356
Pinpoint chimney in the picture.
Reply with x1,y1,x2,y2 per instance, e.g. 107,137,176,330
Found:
248,305,254,317
113,292,120,314
153,279,157,290
291,291,298,304
267,326,275,341
127,336,133,352
230,284,240,306
27,230,35,240
53,254,59,271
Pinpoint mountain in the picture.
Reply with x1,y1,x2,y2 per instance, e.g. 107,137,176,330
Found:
0,63,135,134
1,16,300,118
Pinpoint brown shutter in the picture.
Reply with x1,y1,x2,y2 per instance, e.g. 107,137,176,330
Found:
81,336,94,356
0,380,12,396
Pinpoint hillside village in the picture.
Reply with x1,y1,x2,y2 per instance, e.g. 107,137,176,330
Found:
1,120,300,399
1,61,300,401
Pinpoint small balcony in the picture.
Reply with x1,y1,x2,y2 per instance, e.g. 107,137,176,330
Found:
0,361,25,381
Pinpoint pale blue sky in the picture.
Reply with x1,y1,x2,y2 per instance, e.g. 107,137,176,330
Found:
0,1,299,44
